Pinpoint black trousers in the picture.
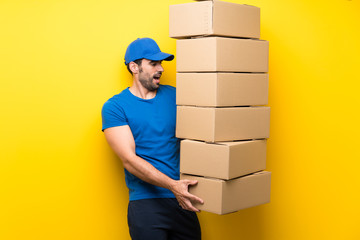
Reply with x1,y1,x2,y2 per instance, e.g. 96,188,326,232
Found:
128,198,201,240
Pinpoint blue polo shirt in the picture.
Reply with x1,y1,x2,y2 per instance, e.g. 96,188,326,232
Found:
101,85,179,201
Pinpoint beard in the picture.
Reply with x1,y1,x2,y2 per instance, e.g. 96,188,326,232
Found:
138,67,161,92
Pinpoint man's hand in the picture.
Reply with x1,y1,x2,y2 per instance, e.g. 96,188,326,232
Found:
170,179,204,212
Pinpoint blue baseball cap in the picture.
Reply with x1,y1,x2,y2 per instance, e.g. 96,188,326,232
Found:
124,38,174,65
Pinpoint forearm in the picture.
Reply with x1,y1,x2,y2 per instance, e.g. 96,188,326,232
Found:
123,154,203,211
123,154,176,191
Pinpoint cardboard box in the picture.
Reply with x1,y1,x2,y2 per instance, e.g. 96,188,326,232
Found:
176,37,268,72
180,139,266,180
169,1,260,39
180,171,271,214
176,73,268,107
176,106,270,142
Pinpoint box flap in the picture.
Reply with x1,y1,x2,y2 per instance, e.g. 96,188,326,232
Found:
217,37,269,72
169,1,213,38
213,106,270,141
213,1,260,38
176,106,216,142
176,73,218,106
176,37,218,72
222,171,271,213
217,73,268,106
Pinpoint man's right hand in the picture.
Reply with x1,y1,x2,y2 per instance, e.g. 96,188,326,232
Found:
169,179,204,212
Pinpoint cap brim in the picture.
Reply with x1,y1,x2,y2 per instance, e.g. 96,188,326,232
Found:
144,52,174,62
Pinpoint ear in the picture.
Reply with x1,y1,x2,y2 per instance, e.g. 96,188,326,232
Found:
129,62,139,74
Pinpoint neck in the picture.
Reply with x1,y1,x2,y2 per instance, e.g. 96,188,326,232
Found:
129,78,157,100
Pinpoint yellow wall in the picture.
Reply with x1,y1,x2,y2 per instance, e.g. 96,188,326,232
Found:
1,0,359,239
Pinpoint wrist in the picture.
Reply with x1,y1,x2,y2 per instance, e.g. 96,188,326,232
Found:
167,179,178,192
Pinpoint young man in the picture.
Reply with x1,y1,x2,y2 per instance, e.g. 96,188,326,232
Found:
101,38,203,240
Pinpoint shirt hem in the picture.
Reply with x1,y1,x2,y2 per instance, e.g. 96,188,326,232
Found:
129,194,176,201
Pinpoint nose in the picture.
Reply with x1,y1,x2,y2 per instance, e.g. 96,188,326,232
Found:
157,63,164,72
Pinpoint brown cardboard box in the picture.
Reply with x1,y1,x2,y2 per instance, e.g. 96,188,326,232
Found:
176,106,270,142
180,171,271,214
176,37,269,73
176,73,268,107
169,1,260,39
180,139,266,180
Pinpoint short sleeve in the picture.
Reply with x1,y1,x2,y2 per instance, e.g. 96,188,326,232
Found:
101,100,128,131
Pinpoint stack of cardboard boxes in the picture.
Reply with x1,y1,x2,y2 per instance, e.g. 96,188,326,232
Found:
169,0,271,215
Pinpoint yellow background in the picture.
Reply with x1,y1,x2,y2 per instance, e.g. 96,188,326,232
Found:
1,0,359,239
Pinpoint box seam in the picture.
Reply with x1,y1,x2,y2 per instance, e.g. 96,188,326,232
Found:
212,107,216,142
221,180,225,214
211,0,214,34
203,1,212,35
215,37,218,73
215,73,219,106
227,146,231,179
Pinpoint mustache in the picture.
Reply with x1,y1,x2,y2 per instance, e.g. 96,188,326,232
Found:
153,72,162,78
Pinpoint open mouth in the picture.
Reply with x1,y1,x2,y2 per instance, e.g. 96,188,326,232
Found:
153,73,162,82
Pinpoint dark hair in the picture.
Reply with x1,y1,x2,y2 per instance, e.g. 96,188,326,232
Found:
126,59,143,75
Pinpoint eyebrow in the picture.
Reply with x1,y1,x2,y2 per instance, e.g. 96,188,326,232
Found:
150,60,162,64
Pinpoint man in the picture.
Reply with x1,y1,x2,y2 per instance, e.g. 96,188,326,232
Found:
101,38,203,240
